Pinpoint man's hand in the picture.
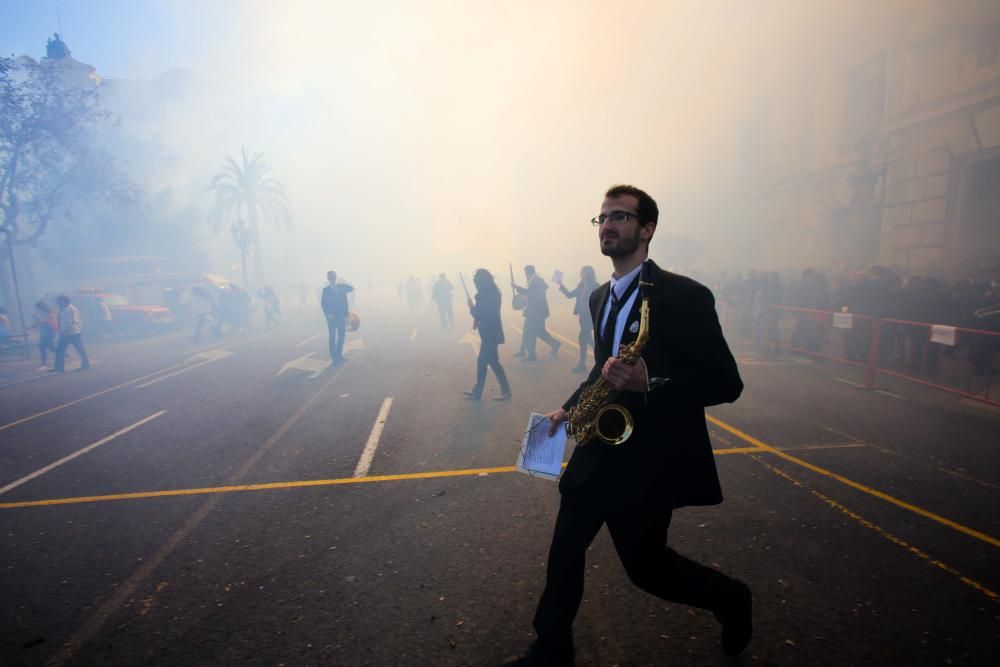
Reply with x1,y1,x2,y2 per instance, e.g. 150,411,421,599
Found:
601,357,648,392
546,408,567,437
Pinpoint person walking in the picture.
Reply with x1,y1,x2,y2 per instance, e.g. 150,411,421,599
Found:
53,295,90,372
30,301,58,370
322,271,354,363
464,269,512,401
557,266,599,373
501,184,749,666
431,273,455,329
259,285,281,330
513,265,560,361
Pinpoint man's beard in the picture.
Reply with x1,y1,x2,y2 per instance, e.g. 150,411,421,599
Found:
600,227,642,257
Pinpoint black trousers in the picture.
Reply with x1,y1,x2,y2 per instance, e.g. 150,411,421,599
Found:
533,492,736,648
576,314,593,366
326,315,346,360
472,341,510,395
524,315,558,357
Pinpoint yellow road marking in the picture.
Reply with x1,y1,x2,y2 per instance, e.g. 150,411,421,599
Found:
707,415,1000,550
0,447,756,510
753,455,997,601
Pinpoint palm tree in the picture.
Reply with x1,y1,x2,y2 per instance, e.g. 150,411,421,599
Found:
208,148,291,286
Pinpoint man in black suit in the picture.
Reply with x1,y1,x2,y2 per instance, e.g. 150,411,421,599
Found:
321,270,354,363
513,265,561,361
502,185,749,666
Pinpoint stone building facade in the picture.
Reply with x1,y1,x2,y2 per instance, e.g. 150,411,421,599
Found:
705,0,1000,277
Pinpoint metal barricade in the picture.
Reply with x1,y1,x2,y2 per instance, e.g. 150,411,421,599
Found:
759,305,999,408
0,332,31,362
875,318,999,406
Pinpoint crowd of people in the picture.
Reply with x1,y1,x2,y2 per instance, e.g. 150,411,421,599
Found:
714,264,1000,375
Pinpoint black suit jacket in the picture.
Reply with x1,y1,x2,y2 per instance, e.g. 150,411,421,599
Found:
559,260,743,512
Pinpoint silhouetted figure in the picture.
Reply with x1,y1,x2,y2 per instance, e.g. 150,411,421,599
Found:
431,273,455,329
512,265,560,361
464,269,512,401
322,271,354,363
558,266,598,373
191,286,219,340
259,286,281,330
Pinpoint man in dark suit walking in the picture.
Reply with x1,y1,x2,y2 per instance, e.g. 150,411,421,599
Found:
321,271,353,363
502,184,750,666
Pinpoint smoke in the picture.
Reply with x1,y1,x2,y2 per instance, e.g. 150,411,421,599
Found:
34,1,838,292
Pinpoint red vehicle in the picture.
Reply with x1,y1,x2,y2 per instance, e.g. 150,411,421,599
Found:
45,288,173,337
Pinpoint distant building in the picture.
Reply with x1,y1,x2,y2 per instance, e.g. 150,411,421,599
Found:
40,32,102,87
700,0,1000,277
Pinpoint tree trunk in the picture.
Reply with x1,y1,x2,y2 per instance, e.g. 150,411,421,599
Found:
249,205,263,289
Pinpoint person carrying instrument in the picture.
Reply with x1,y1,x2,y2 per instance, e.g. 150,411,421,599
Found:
463,269,512,401
512,265,560,362
501,185,749,666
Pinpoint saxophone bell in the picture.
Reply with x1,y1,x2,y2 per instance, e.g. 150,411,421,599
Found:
594,403,634,446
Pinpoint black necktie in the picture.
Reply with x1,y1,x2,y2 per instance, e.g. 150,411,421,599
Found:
601,277,639,351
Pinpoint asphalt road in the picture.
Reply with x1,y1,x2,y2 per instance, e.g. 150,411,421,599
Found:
1,296,998,666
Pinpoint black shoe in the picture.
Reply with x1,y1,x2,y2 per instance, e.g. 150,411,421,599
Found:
499,641,573,667
716,580,752,654
493,392,512,401
463,391,481,401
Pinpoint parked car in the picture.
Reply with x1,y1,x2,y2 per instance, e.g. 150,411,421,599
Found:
44,288,174,337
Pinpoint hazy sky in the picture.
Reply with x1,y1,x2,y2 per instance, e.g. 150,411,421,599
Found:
4,1,820,285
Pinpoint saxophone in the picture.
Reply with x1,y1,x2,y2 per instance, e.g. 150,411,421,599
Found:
566,276,652,447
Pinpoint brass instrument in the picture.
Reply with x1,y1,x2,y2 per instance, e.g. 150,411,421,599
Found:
566,274,653,447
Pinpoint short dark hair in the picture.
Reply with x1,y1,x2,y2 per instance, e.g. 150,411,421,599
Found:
605,184,658,226
56,295,70,305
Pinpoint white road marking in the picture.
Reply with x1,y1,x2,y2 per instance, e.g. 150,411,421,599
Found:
277,353,331,378
353,397,393,478
295,334,321,347
0,411,167,495
459,331,481,356
876,389,906,400
343,337,365,353
410,328,418,340
834,377,866,388
134,349,234,389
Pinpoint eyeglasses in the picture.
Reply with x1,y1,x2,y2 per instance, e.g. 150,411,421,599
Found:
590,211,640,226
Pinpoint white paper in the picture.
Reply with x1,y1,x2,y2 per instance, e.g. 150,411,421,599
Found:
551,269,564,285
516,412,567,481
832,312,854,330
930,324,956,346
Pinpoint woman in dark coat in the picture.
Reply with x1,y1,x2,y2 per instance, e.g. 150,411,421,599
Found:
558,265,598,372
464,269,512,401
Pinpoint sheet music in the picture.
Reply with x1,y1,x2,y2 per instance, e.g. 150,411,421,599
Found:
516,412,567,481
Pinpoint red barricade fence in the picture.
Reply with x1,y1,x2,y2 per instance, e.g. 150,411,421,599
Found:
750,304,1000,407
